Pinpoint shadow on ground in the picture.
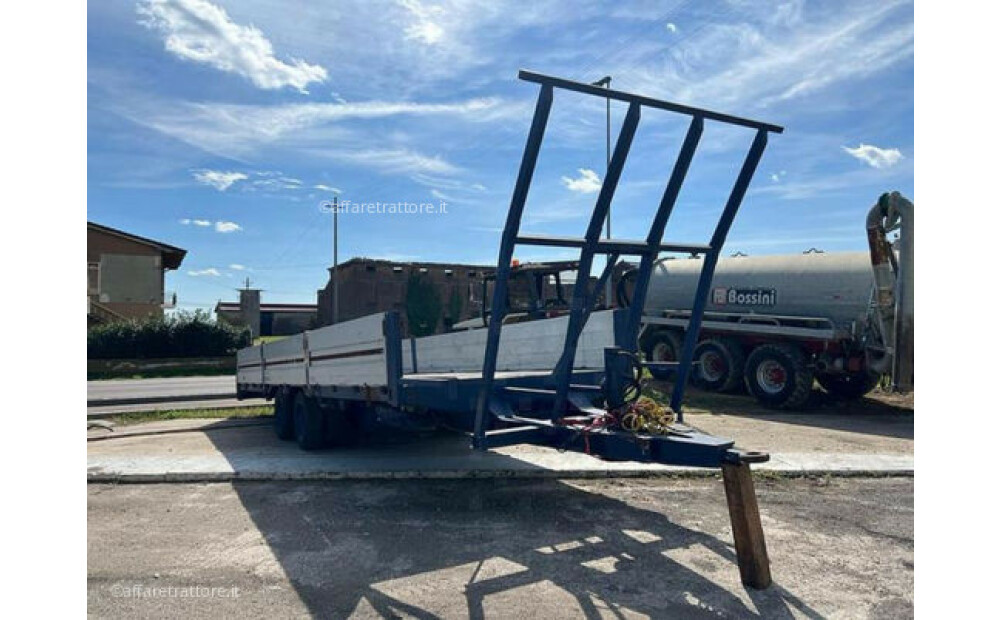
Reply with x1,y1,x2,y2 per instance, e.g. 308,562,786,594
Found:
202,424,821,618
655,383,913,441
230,478,822,618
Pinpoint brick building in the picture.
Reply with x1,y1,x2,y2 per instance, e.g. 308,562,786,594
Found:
316,258,497,336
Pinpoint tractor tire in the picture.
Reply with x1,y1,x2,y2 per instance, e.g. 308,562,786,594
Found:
744,343,814,409
818,371,879,400
692,338,746,393
273,389,295,440
643,330,684,380
293,392,325,450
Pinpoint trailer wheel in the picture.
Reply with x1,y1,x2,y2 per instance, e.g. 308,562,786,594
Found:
293,392,325,450
818,371,879,400
692,338,746,393
643,330,684,380
744,343,814,409
273,389,294,440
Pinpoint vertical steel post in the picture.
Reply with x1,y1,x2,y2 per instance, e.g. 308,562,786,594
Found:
552,102,641,415
473,85,554,448
603,78,613,309
670,129,769,417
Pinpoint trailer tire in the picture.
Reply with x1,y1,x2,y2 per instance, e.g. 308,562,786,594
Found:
818,371,879,400
293,392,325,450
643,330,684,380
273,389,294,440
744,343,814,409
692,338,746,393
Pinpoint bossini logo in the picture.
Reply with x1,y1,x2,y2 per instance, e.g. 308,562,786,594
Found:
712,287,777,306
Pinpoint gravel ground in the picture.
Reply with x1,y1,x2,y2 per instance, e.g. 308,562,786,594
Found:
88,477,913,619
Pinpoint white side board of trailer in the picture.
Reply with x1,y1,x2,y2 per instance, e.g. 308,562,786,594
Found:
236,309,617,390
402,310,616,374
237,313,389,388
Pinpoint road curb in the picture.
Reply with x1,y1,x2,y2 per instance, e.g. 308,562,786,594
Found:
87,419,272,442
87,467,913,484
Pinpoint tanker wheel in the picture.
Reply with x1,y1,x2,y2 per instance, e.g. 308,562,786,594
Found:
692,338,746,393
643,330,684,380
273,389,294,440
818,371,879,400
744,343,814,409
293,392,325,450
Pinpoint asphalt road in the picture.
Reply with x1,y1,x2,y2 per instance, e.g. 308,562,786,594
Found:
88,477,914,618
87,376,237,405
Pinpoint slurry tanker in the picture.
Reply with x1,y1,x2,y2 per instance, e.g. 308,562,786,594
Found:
631,192,914,408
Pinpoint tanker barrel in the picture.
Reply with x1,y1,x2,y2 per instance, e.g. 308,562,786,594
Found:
643,252,876,333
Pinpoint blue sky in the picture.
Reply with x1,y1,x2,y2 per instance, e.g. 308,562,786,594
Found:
87,0,914,312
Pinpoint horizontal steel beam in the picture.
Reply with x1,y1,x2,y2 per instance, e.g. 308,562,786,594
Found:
515,234,710,255
519,70,784,134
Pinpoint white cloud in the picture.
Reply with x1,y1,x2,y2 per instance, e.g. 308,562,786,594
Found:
179,218,212,226
247,173,303,192
192,169,248,191
665,22,677,33
215,221,242,233
137,0,327,93
188,268,221,277
561,168,602,194
124,97,505,159
330,149,458,175
770,170,787,183
314,184,342,193
622,0,912,110
842,144,904,169
399,0,445,45
229,264,247,270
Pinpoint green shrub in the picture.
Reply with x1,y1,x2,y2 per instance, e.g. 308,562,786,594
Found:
88,310,251,359
405,273,442,337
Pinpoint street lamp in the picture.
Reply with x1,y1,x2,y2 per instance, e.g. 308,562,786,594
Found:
332,194,339,325
592,76,613,307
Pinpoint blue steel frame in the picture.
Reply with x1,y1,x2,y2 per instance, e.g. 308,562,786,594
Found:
473,70,783,452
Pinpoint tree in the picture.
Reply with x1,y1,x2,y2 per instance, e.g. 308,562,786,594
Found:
405,273,442,337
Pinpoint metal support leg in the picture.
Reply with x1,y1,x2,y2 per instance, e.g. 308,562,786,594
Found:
722,462,772,589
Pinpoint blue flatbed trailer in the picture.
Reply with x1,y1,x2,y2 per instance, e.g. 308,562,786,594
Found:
236,70,783,588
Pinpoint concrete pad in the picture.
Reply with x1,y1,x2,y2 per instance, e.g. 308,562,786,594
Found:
87,419,913,482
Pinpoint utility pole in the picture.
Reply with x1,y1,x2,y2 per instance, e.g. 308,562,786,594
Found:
332,195,339,325
592,75,613,307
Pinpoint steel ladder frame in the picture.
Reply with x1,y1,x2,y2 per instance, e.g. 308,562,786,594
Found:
473,70,783,450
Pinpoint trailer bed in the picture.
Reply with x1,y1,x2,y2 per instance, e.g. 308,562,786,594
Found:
237,310,618,406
